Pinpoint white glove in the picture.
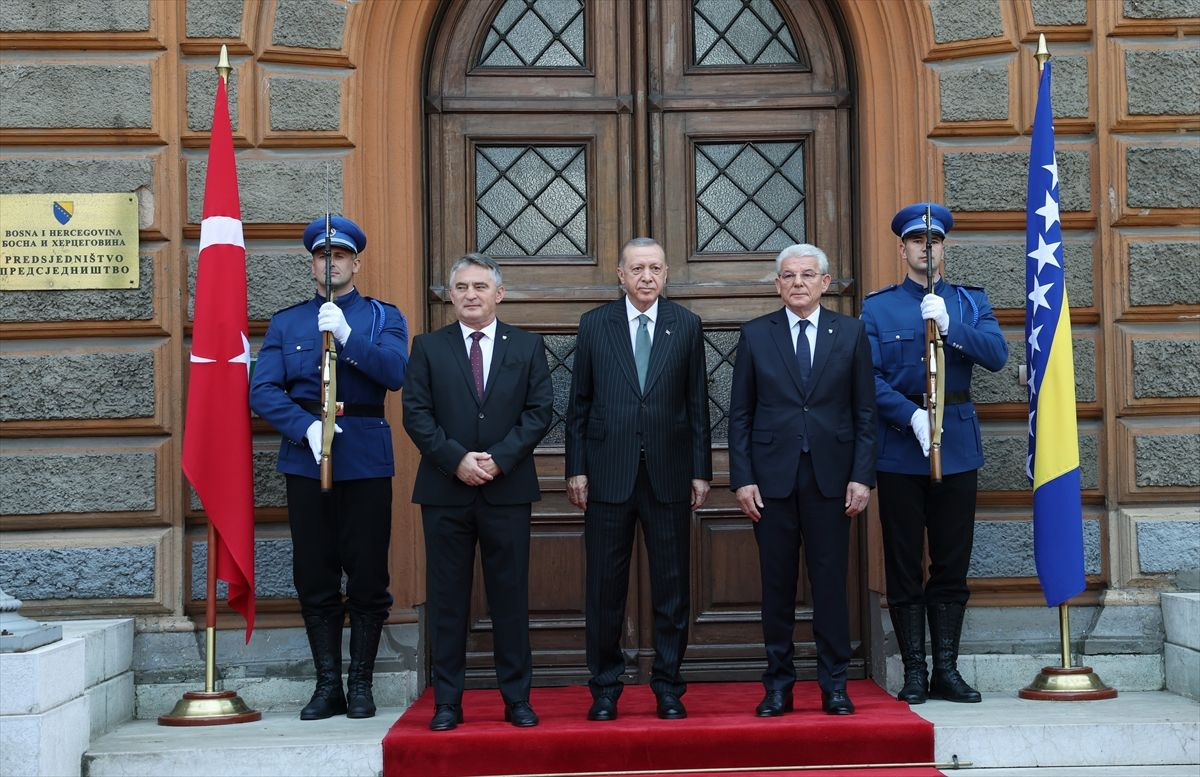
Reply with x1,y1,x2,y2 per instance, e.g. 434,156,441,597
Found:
920,294,949,336
304,419,342,465
910,409,931,458
318,302,352,345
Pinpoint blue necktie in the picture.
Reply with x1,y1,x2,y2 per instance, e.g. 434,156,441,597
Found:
796,319,811,387
797,319,811,452
634,314,651,392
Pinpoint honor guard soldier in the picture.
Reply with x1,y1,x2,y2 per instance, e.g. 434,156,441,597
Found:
861,203,1007,705
250,215,409,720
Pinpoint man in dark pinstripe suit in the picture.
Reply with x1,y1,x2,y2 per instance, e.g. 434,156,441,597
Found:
566,237,713,722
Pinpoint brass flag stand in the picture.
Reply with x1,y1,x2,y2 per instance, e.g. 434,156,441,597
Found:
1019,601,1116,701
1018,37,1116,703
159,46,261,726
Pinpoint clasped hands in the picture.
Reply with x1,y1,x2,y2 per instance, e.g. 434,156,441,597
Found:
457,451,501,486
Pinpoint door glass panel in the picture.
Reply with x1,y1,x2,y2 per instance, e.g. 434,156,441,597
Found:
693,0,801,66
476,144,588,256
479,0,586,68
695,140,805,253
704,329,740,444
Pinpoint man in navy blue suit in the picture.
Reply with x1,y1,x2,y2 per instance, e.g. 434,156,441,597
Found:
251,215,409,721
861,203,1007,705
729,243,876,717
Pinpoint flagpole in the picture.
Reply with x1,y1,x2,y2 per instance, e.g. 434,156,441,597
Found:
1017,37,1115,702
160,45,260,725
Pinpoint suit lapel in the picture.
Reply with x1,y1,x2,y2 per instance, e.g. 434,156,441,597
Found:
643,299,676,394
769,308,806,394
482,321,512,405
807,306,837,399
606,301,641,394
445,324,482,407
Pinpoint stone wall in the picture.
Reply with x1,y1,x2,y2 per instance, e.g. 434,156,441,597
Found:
0,0,1196,647
922,0,1200,598
0,0,358,618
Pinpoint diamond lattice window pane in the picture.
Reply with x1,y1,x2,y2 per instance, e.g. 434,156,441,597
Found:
479,0,586,68
693,0,801,67
695,140,805,253
703,330,740,444
476,145,588,257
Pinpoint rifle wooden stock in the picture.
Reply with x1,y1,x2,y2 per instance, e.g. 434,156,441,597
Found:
923,204,945,483
319,211,336,492
320,330,337,491
926,318,944,483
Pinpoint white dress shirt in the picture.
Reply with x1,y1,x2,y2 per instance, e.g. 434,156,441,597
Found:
625,296,659,351
784,306,820,366
459,319,498,388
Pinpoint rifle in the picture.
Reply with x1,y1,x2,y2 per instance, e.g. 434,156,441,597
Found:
924,205,946,483
319,212,338,492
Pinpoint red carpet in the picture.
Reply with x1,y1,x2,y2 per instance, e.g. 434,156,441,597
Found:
382,680,936,777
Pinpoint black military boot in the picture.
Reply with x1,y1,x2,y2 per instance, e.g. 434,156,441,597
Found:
927,602,981,703
300,611,347,720
889,604,928,704
346,611,385,719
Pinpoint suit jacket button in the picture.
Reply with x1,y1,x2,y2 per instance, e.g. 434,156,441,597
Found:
478,412,485,419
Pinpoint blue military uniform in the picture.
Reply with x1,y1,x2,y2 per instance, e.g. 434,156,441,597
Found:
861,202,1007,705
252,288,408,481
248,215,408,720
862,277,1006,475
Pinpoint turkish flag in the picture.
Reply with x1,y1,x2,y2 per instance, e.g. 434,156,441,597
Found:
182,73,255,641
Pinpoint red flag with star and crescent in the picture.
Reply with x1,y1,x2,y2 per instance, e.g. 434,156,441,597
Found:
182,72,255,641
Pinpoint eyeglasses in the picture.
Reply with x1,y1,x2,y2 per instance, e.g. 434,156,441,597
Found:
778,271,822,284
623,264,666,277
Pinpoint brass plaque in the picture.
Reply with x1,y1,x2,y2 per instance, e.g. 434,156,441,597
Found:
0,193,140,291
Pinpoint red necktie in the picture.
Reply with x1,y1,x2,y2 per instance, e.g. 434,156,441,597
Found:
469,331,485,400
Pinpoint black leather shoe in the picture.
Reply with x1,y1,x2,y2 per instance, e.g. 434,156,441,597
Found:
429,704,463,731
587,696,618,721
504,700,539,727
821,689,855,715
656,693,687,720
754,689,794,717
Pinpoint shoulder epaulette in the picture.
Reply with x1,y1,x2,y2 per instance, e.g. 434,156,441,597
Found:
864,284,899,299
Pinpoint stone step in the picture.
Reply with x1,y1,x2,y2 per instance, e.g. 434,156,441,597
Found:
82,690,1200,777
135,671,418,719
881,652,1163,696
914,691,1200,769
1162,592,1200,701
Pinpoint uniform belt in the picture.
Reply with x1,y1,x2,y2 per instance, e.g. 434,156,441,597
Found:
298,400,385,417
905,390,971,407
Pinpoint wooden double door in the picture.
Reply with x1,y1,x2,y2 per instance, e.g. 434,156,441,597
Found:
424,0,862,687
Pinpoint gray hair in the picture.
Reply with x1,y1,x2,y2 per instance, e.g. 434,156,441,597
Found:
449,252,503,287
619,237,663,266
775,243,829,275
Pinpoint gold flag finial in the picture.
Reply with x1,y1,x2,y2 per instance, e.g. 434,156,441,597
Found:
216,44,232,83
1035,33,1051,72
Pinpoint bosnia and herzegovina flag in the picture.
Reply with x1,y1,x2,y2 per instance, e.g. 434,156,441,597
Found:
1025,60,1086,607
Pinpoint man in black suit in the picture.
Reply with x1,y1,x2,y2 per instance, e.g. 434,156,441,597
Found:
402,253,553,732
728,243,876,717
566,237,712,722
